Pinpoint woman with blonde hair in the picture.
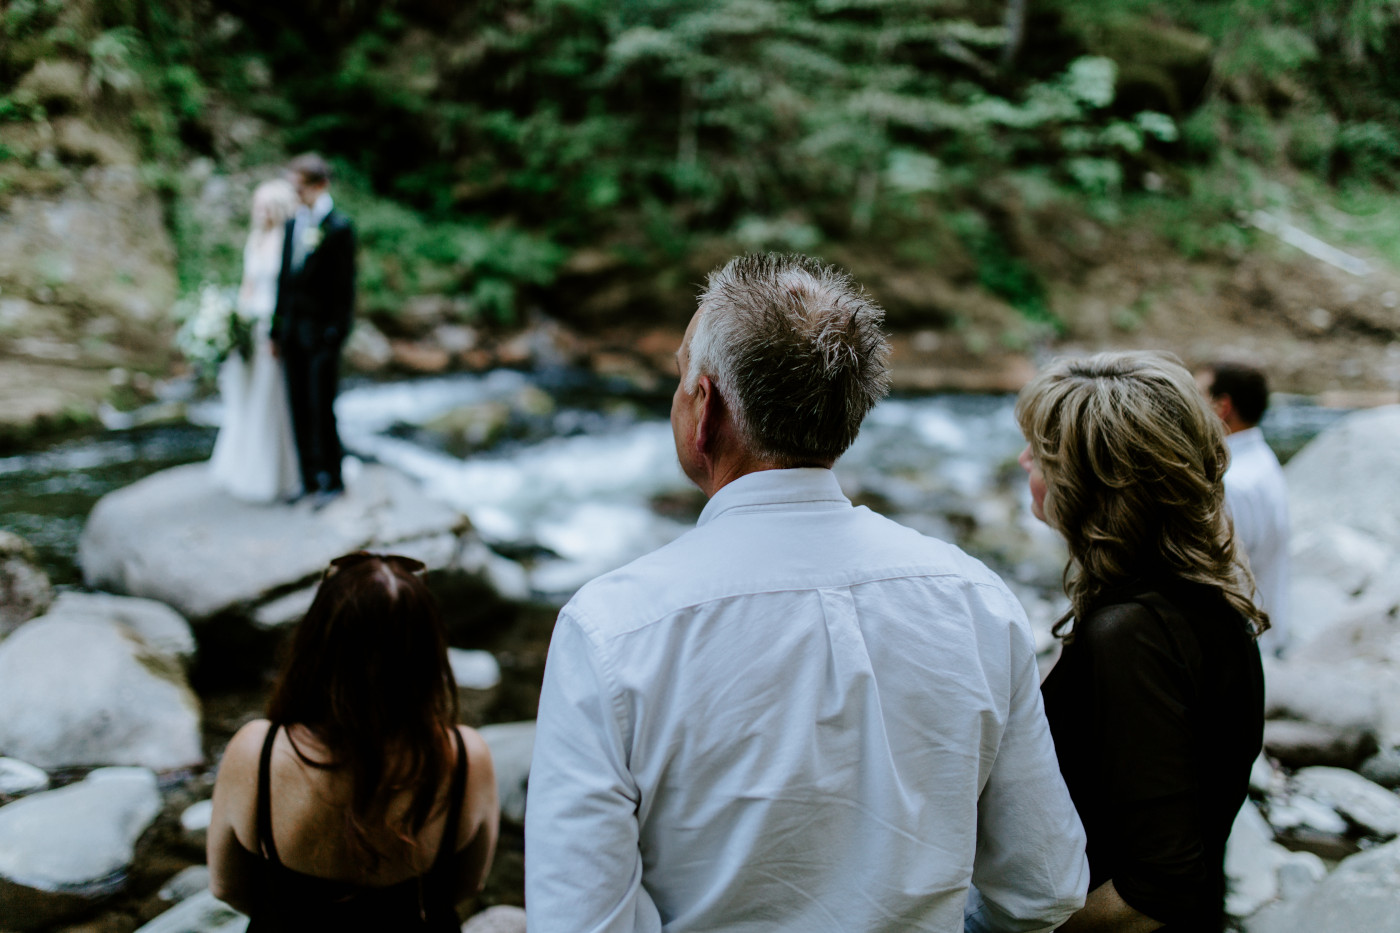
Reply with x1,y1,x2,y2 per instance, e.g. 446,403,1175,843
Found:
207,552,499,930
208,178,301,502
1015,351,1265,933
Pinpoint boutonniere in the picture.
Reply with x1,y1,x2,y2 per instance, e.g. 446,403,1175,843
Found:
302,226,324,252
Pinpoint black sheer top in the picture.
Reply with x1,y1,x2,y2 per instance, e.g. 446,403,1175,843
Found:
247,724,467,932
1040,578,1264,932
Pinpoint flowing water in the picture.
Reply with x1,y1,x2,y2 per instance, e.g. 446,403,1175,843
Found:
0,370,1349,594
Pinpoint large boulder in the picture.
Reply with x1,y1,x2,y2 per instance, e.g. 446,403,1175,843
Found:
1247,835,1400,933
0,531,52,638
1287,405,1400,556
0,767,161,931
43,590,196,666
478,721,535,826
0,612,202,771
1263,658,1382,767
79,462,482,623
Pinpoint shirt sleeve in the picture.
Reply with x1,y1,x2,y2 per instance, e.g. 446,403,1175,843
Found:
970,591,1090,933
1083,602,1207,927
524,610,662,933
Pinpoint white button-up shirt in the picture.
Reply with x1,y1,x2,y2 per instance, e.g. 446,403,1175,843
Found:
525,469,1088,933
290,191,333,271
1224,427,1291,655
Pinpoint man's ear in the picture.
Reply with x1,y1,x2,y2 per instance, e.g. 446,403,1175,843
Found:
693,374,724,456
1215,393,1235,423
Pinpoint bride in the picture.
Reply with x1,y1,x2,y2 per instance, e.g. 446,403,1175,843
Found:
209,179,301,502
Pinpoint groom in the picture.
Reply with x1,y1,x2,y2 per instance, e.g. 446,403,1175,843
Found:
272,153,355,507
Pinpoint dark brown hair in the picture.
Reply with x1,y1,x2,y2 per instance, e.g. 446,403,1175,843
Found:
266,552,458,869
1203,361,1269,426
287,151,332,186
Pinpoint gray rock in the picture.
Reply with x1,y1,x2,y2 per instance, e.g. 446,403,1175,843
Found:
0,758,49,797
450,648,502,691
1250,752,1282,796
1274,851,1326,902
1287,405,1400,556
1292,766,1400,839
0,531,53,639
1360,746,1400,789
44,590,195,665
79,462,477,622
158,864,210,903
1289,523,1392,602
180,799,213,850
136,888,248,933
461,904,528,933
1246,835,1400,933
1265,795,1349,836
0,768,161,931
1225,801,1286,917
478,721,535,826
1265,658,1380,733
250,584,317,631
344,320,393,373
1263,659,1380,766
0,615,202,770
1264,719,1375,770
1287,575,1362,657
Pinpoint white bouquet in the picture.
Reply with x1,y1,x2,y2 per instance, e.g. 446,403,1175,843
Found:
174,283,252,377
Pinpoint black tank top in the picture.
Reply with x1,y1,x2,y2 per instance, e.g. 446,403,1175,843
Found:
247,724,468,932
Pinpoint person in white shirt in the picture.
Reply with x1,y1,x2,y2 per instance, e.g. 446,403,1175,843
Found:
524,253,1088,933
1197,363,1291,657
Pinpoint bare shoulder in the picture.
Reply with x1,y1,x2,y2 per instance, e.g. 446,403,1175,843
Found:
220,719,273,778
456,725,495,778
210,719,273,852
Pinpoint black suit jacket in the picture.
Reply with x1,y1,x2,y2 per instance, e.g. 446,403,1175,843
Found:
271,210,356,351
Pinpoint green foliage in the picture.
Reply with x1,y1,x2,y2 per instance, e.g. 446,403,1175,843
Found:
20,0,1399,329
949,211,1059,331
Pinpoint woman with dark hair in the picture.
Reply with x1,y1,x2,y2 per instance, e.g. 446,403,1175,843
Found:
208,552,498,930
1015,352,1265,933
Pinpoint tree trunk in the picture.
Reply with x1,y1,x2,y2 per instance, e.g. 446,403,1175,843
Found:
1000,0,1028,71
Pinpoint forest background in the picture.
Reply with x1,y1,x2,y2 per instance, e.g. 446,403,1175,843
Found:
3,0,1400,448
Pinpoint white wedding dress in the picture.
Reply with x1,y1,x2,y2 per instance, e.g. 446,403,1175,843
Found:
208,227,300,502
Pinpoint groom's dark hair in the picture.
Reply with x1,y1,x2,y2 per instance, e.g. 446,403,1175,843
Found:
288,152,332,186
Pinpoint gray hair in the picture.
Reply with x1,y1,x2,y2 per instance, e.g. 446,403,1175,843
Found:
685,253,891,465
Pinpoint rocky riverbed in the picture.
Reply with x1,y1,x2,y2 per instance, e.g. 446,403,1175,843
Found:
2,398,1399,932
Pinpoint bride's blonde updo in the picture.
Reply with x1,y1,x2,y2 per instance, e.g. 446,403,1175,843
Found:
250,177,298,232
1015,350,1270,641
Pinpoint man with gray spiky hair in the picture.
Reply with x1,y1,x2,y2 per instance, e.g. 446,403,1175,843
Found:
525,254,1087,933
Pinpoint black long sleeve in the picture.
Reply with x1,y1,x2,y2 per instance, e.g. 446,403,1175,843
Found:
1041,581,1263,932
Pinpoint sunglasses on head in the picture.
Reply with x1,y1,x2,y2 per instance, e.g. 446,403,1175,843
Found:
325,551,427,577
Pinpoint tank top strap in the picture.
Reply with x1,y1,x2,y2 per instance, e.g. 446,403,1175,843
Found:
256,722,283,865
431,729,469,867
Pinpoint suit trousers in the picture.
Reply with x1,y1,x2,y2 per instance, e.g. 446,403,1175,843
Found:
282,340,343,493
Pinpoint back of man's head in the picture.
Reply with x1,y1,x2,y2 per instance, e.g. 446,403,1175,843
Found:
686,253,890,466
287,152,332,187
1204,362,1269,427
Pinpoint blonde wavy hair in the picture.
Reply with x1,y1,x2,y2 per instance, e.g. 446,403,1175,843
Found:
1015,351,1270,641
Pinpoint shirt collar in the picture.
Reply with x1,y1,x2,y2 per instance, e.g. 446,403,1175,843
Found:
298,192,334,227
1226,425,1266,450
696,468,850,527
